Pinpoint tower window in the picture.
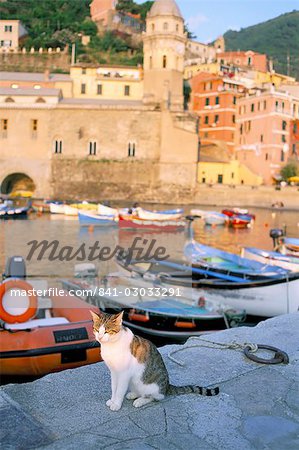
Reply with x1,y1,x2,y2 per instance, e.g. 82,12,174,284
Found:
54,140,63,154
124,85,130,96
89,141,97,156
128,142,136,157
176,24,179,32
81,83,86,94
151,23,155,32
163,55,167,69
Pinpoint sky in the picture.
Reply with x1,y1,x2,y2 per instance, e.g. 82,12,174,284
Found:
136,0,299,43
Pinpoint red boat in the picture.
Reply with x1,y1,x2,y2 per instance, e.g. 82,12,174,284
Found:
229,215,252,229
119,214,185,231
222,208,256,220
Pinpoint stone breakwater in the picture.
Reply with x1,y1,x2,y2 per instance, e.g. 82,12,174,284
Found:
1,313,299,449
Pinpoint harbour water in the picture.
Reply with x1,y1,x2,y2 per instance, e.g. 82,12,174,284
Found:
1,205,298,279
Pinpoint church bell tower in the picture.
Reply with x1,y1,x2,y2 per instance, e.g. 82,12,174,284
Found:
143,0,186,111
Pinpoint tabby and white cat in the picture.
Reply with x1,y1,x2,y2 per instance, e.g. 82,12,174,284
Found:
91,310,219,411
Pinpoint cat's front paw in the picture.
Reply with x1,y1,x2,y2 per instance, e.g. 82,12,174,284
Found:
106,399,113,407
126,392,138,400
109,401,122,412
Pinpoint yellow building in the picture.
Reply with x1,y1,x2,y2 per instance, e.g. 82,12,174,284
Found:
254,70,296,88
184,62,220,80
70,65,144,100
198,143,262,185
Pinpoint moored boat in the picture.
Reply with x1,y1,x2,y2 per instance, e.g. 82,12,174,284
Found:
0,257,101,377
204,212,227,226
78,210,118,227
0,205,29,219
242,247,299,272
135,207,183,221
119,214,186,231
49,202,65,214
229,214,253,228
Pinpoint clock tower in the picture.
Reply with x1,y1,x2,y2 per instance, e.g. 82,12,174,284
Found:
143,0,186,111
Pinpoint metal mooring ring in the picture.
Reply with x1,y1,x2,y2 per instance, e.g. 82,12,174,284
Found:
244,344,289,365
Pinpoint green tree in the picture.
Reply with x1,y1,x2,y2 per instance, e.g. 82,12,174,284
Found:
280,162,299,181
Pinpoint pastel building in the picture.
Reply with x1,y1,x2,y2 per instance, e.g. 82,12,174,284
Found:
0,20,27,50
90,0,143,34
217,51,268,73
191,72,246,153
235,88,296,183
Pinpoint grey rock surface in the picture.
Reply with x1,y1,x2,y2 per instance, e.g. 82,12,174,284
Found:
1,313,299,449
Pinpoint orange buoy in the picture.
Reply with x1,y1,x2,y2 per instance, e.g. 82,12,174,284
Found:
0,280,37,323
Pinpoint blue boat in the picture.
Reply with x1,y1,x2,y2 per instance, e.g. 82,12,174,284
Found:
78,210,118,227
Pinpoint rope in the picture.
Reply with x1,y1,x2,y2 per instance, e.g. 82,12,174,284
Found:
168,336,258,367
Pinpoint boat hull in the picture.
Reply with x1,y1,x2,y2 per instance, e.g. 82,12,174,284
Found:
0,207,29,219
78,211,118,227
0,293,101,376
119,215,185,231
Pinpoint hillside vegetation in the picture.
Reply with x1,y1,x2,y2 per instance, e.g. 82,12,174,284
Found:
224,11,299,79
0,0,152,66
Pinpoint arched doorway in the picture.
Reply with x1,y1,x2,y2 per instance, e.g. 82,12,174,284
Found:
0,173,36,196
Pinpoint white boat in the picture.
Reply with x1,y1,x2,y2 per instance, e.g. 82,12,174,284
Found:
97,204,118,217
242,247,299,272
204,212,227,226
135,207,183,221
64,205,78,216
49,203,65,214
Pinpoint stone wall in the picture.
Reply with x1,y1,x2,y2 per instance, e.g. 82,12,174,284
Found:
0,52,70,73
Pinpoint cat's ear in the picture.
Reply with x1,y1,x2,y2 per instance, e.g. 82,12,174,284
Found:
114,311,124,325
90,310,102,322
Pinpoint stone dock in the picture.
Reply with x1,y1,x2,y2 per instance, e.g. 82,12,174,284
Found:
1,313,299,450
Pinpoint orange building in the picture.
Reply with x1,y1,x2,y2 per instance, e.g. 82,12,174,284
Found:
191,72,246,153
217,51,268,73
290,119,299,160
90,0,142,34
236,89,295,184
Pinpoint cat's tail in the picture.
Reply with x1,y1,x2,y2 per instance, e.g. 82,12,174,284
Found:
167,385,219,396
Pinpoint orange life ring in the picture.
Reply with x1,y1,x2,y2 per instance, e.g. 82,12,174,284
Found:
0,280,37,323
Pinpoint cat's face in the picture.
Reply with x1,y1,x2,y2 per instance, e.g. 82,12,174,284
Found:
90,310,124,343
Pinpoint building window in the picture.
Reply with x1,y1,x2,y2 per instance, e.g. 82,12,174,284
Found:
204,116,209,124
124,85,130,96
232,115,235,123
281,150,285,162
163,55,167,69
149,56,152,69
231,172,234,179
240,124,243,135
1,119,8,137
251,103,254,112
282,102,285,112
265,153,268,160
292,144,297,155
214,115,219,124
215,96,219,105
282,135,286,143
233,96,237,105
264,101,267,110
97,84,103,95
89,141,97,156
248,57,252,66
282,120,287,131
81,83,86,94
128,142,136,157
176,24,179,32
54,140,63,154
205,98,210,106
204,132,208,138
275,101,279,111
202,177,206,183
218,174,223,184
260,134,264,143
163,22,168,31
151,23,155,32
31,119,38,138
82,68,86,74
5,25,13,32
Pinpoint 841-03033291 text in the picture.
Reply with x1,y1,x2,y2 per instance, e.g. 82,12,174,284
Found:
68,287,183,298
